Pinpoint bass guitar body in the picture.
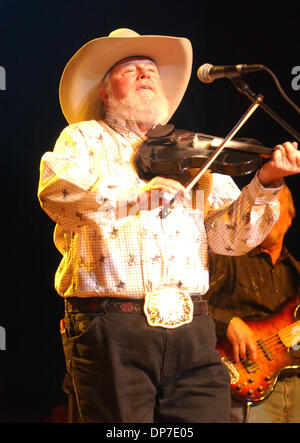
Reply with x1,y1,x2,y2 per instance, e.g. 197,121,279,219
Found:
216,296,300,403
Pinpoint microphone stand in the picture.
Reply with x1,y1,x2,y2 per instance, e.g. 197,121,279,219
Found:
231,77,300,143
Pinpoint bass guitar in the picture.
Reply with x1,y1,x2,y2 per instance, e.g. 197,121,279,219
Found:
216,296,300,403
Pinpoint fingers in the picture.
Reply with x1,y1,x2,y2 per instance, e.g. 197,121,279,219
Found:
259,141,300,184
149,177,189,198
273,141,299,165
239,339,257,362
274,141,298,151
145,177,191,202
226,317,257,363
232,338,257,363
139,177,190,211
233,343,240,365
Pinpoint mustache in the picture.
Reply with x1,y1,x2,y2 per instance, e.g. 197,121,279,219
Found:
134,78,163,93
135,81,156,91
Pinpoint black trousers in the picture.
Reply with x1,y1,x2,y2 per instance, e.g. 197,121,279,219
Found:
61,309,231,423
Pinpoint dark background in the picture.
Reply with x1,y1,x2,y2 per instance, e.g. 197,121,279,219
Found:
0,0,299,422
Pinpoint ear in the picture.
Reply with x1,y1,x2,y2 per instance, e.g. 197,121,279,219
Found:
98,87,109,106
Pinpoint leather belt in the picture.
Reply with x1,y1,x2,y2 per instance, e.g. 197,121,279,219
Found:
65,294,208,316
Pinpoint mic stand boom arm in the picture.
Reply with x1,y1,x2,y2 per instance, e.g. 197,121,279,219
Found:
231,77,300,143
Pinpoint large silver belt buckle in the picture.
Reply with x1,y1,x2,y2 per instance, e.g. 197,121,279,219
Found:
144,286,194,329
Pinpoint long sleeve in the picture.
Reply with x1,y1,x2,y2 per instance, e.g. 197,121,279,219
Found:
206,252,238,337
204,173,281,256
38,122,143,233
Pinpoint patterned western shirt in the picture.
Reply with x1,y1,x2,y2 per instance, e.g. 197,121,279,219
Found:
38,112,281,299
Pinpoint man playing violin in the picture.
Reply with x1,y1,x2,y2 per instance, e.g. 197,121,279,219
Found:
38,28,300,423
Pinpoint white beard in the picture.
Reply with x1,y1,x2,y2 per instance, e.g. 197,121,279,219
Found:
106,84,170,128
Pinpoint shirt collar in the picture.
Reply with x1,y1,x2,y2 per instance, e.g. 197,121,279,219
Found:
104,111,147,141
250,244,291,262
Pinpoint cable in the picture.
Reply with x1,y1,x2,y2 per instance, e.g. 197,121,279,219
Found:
262,66,300,116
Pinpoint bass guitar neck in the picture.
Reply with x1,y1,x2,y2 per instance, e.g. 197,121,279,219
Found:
216,296,300,403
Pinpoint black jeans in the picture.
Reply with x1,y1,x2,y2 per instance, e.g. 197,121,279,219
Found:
61,310,231,423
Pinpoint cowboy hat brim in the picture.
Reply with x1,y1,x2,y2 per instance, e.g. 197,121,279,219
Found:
59,29,193,125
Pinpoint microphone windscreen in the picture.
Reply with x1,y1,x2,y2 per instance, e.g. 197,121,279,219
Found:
197,63,214,83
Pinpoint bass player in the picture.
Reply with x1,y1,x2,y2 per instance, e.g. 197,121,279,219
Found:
207,185,300,422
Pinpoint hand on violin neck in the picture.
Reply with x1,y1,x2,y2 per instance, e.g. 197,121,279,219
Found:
138,176,191,211
258,141,300,186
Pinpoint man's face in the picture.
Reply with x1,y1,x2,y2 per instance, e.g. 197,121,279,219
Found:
99,56,169,128
107,57,161,101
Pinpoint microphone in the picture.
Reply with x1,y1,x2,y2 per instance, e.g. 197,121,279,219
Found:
197,63,264,83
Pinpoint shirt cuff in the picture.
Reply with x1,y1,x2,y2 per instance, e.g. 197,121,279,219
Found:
248,171,283,203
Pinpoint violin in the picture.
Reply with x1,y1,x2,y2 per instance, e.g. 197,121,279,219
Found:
135,124,272,180
136,97,270,218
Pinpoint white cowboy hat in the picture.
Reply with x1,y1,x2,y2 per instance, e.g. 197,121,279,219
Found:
59,28,193,125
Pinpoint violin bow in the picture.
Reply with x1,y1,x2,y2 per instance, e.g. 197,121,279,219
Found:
160,94,264,218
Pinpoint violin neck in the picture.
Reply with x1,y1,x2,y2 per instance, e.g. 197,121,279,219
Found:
202,134,272,157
